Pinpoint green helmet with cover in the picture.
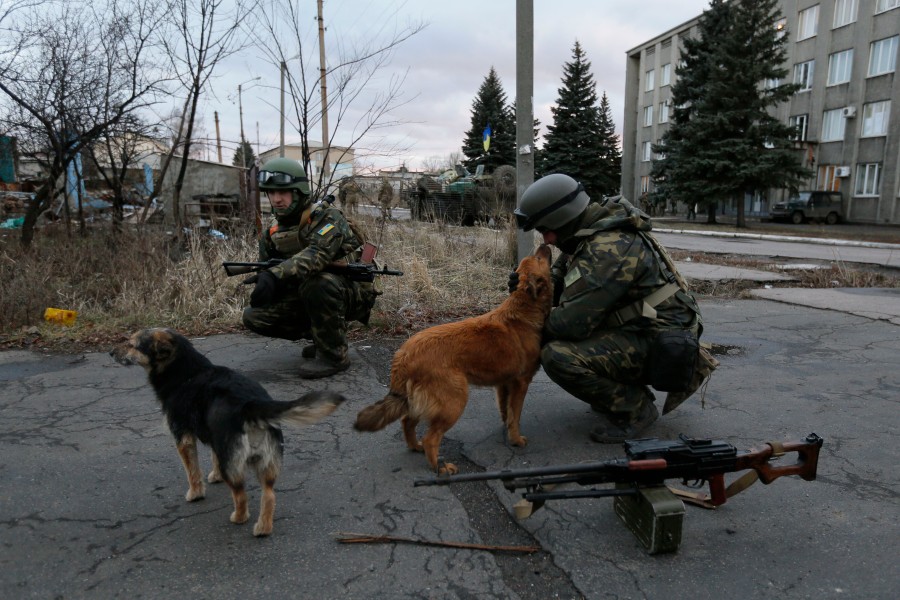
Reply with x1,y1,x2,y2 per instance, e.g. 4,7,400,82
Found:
515,173,590,231
258,158,311,217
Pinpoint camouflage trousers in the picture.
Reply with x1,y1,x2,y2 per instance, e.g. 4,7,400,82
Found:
242,272,377,364
540,329,657,421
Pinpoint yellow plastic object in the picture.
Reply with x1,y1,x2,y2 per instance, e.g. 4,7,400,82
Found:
44,307,77,326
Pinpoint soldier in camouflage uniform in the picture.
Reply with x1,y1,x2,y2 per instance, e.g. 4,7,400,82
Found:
242,158,378,379
513,174,711,442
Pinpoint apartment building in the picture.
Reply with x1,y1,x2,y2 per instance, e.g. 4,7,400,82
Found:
621,0,900,224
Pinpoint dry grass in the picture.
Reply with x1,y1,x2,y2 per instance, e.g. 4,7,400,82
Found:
0,216,533,350
1,216,895,352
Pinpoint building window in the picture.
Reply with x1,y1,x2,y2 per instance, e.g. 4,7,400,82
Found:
765,77,782,89
643,106,653,127
875,0,899,13
789,114,809,141
833,0,858,28
659,100,670,124
640,175,651,194
793,60,815,91
855,163,881,196
645,69,655,91
868,36,898,77
822,109,846,142
827,49,853,85
797,5,819,41
861,101,890,137
642,141,652,162
660,63,671,86
818,166,843,192
655,139,665,159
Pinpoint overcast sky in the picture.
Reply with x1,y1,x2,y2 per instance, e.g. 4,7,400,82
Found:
206,0,711,171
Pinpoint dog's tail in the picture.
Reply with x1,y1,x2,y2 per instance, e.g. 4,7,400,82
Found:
245,390,345,427
353,391,407,432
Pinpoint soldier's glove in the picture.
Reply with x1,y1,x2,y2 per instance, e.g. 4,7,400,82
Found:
242,274,259,285
507,271,519,294
250,270,279,308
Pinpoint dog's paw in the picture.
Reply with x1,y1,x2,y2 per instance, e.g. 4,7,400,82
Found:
185,487,206,502
230,509,250,524
253,520,273,537
438,462,459,475
207,469,223,484
510,435,528,447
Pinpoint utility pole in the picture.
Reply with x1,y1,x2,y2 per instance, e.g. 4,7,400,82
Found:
280,61,286,158
214,111,222,163
317,0,330,189
515,0,535,261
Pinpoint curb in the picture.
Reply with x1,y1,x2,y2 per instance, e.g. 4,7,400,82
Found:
654,227,900,250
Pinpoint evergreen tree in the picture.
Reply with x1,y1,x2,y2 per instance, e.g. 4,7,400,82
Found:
232,138,256,169
541,41,619,199
652,0,809,226
461,67,515,172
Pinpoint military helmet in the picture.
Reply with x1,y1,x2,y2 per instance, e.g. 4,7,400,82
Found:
258,157,311,195
514,174,589,231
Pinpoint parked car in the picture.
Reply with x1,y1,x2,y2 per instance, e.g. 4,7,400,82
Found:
770,191,844,225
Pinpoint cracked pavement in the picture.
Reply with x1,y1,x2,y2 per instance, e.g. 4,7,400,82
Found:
0,299,898,599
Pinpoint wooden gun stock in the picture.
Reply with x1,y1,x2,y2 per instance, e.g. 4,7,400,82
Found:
736,433,823,484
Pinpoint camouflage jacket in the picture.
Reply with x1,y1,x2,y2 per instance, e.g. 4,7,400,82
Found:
544,198,698,342
261,203,363,283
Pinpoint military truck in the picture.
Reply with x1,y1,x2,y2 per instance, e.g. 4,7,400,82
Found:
404,164,516,226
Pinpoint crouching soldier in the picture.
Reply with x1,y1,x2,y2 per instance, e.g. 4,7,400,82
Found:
242,158,378,378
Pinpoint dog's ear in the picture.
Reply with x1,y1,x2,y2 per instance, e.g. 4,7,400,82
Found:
148,332,176,366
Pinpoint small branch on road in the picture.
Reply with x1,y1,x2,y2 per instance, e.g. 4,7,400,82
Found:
334,532,540,554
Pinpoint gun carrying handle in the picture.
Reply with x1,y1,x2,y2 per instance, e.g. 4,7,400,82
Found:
741,434,824,485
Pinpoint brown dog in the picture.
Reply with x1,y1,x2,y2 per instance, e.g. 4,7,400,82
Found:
354,245,553,474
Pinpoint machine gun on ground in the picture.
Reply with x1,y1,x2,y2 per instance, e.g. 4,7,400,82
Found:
415,433,823,553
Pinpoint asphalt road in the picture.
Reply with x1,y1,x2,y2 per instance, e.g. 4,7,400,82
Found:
1,295,898,599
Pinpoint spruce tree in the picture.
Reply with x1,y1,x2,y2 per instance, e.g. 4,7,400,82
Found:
541,41,619,199
652,0,809,226
461,68,515,172
232,138,256,169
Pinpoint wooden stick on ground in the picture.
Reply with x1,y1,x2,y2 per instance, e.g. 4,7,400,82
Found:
334,532,539,554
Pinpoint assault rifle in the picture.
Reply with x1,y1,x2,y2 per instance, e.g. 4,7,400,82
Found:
222,259,403,283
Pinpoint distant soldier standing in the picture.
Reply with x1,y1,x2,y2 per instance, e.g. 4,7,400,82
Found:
242,158,378,378
511,174,716,442
377,176,393,220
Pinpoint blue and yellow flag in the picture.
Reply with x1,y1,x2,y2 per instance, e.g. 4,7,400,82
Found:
483,124,492,152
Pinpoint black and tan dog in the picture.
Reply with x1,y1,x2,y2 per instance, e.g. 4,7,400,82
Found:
111,328,344,537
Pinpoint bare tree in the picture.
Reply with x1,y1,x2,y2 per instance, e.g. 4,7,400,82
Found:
0,0,167,247
245,1,426,198
156,0,252,227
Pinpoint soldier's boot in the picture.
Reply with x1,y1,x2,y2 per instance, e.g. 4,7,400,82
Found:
297,355,350,379
589,401,659,444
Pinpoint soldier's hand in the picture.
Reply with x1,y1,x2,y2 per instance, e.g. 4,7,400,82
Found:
242,274,259,285
250,271,279,308
507,271,519,294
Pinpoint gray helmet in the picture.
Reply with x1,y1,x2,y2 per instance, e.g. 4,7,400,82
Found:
514,174,589,231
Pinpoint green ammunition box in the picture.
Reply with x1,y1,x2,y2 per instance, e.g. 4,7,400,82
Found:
613,484,685,554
